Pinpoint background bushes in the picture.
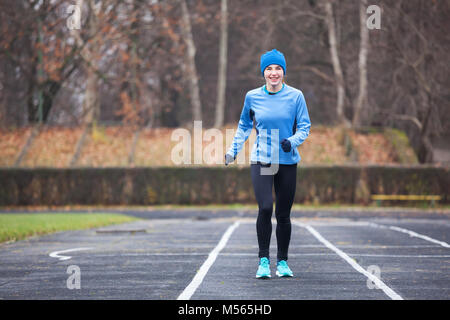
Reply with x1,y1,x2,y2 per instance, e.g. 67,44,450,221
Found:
0,166,448,206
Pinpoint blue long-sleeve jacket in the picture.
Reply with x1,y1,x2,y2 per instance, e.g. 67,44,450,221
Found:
226,84,311,164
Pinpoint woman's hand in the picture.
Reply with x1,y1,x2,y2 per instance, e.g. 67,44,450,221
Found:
225,153,235,166
281,139,291,152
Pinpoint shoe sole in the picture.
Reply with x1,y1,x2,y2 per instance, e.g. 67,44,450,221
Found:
276,271,293,277
256,274,271,279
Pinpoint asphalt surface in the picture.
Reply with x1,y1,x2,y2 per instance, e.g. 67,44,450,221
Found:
0,209,449,300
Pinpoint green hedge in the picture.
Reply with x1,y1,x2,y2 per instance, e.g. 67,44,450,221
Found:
0,165,448,205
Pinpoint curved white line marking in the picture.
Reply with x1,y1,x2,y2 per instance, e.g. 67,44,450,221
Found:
49,247,94,261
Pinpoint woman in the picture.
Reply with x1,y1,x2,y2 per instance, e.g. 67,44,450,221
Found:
225,49,311,279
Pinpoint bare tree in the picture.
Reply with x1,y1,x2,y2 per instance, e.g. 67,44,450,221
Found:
71,0,103,125
352,0,369,128
324,0,350,127
380,0,448,162
179,0,202,123
0,0,89,125
214,0,228,128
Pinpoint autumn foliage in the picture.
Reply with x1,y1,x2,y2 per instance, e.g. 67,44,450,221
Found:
0,125,418,168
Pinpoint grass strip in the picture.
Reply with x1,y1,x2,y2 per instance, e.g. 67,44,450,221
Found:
0,213,138,243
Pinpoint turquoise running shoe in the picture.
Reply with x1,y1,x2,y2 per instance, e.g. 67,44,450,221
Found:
256,257,271,279
276,260,293,277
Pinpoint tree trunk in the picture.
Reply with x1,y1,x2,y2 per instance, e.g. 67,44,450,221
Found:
27,60,38,123
324,0,350,127
83,66,99,124
214,0,228,128
72,0,100,125
180,0,202,123
418,91,434,163
83,0,100,124
41,81,61,122
352,0,369,128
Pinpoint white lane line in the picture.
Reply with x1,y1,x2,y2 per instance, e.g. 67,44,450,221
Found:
227,244,441,249
177,221,240,300
219,253,450,258
85,252,450,258
49,247,94,261
346,254,450,258
369,223,450,248
293,222,403,300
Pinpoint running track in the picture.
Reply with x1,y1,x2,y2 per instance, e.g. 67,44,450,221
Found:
0,209,449,300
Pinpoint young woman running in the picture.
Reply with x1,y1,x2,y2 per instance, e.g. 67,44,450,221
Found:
225,49,311,278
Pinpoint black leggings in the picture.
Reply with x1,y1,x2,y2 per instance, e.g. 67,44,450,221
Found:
250,162,297,262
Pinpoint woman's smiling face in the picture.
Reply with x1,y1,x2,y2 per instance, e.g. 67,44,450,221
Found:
264,64,284,88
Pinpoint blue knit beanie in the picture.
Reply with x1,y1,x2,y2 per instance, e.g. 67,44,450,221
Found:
260,49,286,77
